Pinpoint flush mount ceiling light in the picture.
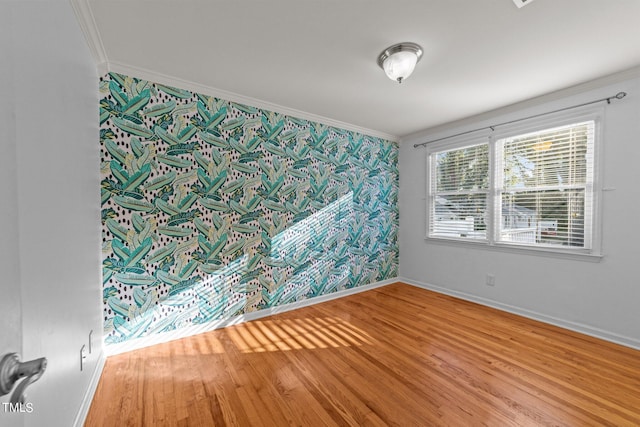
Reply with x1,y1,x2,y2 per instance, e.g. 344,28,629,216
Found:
377,42,423,84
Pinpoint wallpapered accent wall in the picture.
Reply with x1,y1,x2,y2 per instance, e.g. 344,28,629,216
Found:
100,72,399,344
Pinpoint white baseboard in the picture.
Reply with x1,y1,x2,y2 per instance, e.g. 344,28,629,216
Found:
105,277,398,356
73,350,106,427
399,276,640,351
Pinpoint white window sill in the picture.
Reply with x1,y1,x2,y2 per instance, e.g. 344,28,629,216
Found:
424,236,603,263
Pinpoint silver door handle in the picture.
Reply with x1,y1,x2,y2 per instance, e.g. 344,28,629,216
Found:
0,353,47,404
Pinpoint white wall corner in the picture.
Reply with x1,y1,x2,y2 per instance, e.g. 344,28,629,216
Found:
72,350,106,427
69,0,108,66
96,61,109,77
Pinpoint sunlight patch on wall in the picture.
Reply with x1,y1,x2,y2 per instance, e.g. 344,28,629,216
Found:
100,72,399,345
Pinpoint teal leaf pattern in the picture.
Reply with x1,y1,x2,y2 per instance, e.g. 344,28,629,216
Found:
101,72,399,344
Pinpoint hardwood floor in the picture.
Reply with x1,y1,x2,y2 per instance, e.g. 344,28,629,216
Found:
85,283,640,426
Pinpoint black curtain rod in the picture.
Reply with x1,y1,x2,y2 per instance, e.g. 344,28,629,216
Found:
413,91,627,148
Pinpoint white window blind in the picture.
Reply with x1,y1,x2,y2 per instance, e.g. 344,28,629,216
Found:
429,142,489,240
426,112,600,255
496,121,595,249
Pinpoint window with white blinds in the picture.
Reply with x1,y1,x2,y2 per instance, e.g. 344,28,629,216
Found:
496,121,595,249
427,111,600,255
429,142,489,240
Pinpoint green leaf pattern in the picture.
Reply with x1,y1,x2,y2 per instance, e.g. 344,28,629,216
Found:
101,72,399,344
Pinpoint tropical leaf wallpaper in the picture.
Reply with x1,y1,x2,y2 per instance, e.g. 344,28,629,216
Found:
100,72,399,344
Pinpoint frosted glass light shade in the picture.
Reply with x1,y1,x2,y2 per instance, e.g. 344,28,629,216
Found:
382,51,419,83
377,42,423,84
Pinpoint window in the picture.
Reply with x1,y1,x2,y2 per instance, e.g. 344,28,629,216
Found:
427,109,601,255
429,142,489,240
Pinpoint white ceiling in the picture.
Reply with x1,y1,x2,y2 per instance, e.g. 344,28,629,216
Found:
75,0,640,140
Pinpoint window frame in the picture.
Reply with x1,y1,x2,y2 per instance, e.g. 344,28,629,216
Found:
425,106,604,259
426,136,491,243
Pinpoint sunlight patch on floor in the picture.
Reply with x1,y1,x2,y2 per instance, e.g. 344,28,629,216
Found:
228,316,374,353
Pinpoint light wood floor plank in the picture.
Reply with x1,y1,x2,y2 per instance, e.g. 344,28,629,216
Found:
86,283,640,426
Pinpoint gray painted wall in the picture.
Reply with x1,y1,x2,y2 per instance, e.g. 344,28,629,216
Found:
1,2,102,426
400,72,640,349
0,6,24,426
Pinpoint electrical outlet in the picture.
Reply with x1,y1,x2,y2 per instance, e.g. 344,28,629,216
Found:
486,274,495,286
80,345,87,372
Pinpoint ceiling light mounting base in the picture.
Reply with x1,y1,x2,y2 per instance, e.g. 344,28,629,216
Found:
512,0,538,8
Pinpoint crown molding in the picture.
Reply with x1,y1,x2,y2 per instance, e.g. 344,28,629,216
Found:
104,61,398,143
70,0,397,141
69,0,107,66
